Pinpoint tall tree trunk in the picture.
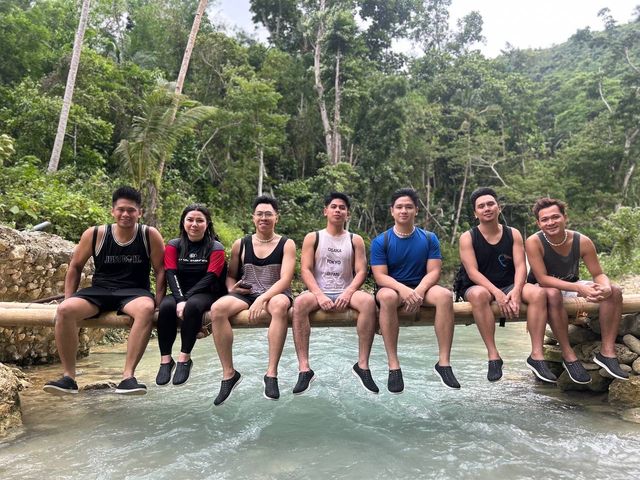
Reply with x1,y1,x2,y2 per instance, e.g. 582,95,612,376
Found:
258,146,265,196
617,127,640,210
47,0,91,173
451,134,471,244
331,49,342,164
146,0,208,226
313,0,333,163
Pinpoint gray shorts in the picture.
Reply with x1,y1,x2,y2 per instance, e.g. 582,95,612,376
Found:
560,280,593,298
300,290,342,302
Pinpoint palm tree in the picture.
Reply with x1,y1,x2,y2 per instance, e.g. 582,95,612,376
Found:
48,0,92,173
145,0,209,225
115,86,218,225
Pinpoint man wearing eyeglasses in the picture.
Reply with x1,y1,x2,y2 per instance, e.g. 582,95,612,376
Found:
210,195,296,405
458,187,554,384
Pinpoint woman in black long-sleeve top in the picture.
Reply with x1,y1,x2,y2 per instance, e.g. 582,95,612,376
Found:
155,204,227,386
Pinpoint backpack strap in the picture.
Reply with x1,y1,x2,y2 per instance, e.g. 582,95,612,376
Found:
313,231,320,254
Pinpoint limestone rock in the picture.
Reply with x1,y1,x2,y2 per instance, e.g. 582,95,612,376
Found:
621,408,640,424
0,362,24,436
574,341,638,365
81,381,117,391
557,369,612,393
567,325,599,345
0,226,102,365
623,334,640,355
609,376,640,407
598,363,633,379
632,357,640,375
543,344,563,363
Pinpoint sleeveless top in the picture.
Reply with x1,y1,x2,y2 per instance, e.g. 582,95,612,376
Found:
92,223,151,290
239,235,291,296
313,229,354,295
471,225,515,289
527,231,581,284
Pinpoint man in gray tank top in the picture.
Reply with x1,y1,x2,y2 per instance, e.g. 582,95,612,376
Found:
292,193,379,395
526,197,628,381
43,186,166,397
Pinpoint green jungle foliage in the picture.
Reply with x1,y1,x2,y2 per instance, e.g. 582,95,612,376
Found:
0,0,639,278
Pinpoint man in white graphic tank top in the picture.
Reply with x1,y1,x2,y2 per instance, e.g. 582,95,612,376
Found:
292,193,379,395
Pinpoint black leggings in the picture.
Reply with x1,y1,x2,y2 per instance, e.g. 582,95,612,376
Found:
157,293,217,356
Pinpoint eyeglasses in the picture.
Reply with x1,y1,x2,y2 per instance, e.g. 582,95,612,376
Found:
253,211,275,218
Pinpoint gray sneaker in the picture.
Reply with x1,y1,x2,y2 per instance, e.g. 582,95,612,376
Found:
434,363,461,389
263,375,280,400
562,359,591,384
292,370,316,395
593,352,629,380
115,377,147,395
388,368,404,394
526,356,557,383
43,376,79,395
214,371,242,406
352,363,379,394
487,359,503,382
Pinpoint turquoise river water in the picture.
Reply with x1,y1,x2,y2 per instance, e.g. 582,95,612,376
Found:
1,324,639,479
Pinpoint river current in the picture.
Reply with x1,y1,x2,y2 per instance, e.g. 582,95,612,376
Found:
1,324,639,479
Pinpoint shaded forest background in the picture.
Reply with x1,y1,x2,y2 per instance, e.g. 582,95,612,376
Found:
1,0,639,277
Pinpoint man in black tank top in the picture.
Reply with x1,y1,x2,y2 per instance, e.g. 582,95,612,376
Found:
459,188,555,384
44,187,166,397
526,197,628,381
210,195,296,405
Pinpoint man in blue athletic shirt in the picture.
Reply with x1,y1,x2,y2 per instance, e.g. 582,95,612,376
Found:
371,188,460,393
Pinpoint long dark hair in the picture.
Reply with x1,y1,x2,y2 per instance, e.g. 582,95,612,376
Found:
178,204,216,256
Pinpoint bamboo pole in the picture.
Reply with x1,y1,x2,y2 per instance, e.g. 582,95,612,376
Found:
0,295,639,329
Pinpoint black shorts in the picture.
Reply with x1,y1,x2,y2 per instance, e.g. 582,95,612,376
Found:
228,292,293,308
72,287,154,315
462,283,514,301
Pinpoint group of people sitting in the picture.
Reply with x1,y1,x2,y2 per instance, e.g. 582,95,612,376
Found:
43,185,629,405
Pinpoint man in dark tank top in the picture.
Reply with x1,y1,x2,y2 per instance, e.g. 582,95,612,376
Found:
210,195,296,405
43,186,166,397
526,197,628,381
459,187,556,384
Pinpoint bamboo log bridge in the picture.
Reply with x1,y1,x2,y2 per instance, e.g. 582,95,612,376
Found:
1,295,639,329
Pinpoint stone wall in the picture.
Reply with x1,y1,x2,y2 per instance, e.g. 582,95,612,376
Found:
0,225,105,365
543,311,640,407
0,363,29,436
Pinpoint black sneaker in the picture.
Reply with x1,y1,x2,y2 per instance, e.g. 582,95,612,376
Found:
155,359,175,386
43,376,78,395
263,375,280,400
213,370,242,406
593,352,629,380
352,363,379,394
526,356,557,383
172,359,193,386
487,359,503,382
388,368,404,394
292,370,316,395
434,363,461,389
115,377,148,395
562,359,592,384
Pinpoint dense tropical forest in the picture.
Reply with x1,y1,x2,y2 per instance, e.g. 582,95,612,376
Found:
1,0,639,276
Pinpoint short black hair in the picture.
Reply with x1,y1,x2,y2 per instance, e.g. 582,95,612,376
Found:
470,187,498,209
112,186,142,206
532,197,567,218
252,195,279,213
390,188,418,208
324,192,351,209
